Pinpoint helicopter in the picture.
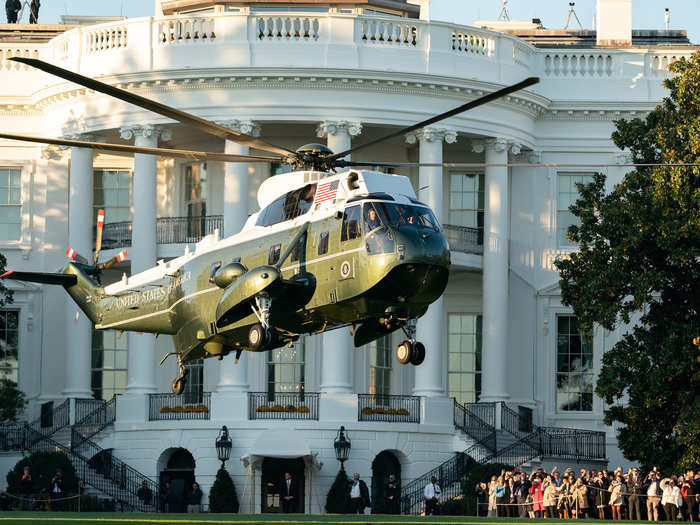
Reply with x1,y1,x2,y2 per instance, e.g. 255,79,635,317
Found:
0,57,538,394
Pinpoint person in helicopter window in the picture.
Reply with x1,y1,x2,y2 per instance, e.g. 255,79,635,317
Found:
364,204,382,232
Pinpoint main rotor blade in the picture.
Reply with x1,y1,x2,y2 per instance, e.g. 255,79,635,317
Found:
10,57,297,158
0,133,282,163
328,77,539,161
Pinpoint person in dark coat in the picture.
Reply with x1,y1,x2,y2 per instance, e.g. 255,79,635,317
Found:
186,482,202,513
19,466,33,510
347,473,370,514
137,480,153,506
49,469,66,511
6,0,21,23
384,474,400,515
279,472,297,513
29,0,39,23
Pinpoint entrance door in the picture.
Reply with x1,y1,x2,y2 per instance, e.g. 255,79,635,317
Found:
371,451,401,514
261,457,305,513
160,448,196,513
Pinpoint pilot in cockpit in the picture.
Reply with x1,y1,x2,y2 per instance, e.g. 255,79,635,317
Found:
364,205,382,232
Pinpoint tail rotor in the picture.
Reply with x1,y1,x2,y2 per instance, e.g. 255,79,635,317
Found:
65,208,128,271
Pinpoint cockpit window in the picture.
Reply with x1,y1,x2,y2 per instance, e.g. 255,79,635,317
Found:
341,205,362,242
256,184,317,227
371,202,440,231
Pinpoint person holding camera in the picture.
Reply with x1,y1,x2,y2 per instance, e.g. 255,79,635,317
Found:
423,476,441,516
18,466,33,511
661,477,681,521
384,474,400,515
644,470,663,521
609,474,627,520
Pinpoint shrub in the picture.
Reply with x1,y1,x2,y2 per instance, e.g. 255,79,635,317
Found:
6,451,78,497
325,467,350,514
0,378,25,421
209,466,239,513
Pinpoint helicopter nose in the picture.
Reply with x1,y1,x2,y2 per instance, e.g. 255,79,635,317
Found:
395,229,450,267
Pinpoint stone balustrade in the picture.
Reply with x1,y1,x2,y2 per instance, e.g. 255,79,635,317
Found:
0,12,692,105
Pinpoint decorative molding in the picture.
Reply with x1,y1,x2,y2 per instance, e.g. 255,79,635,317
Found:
471,137,507,154
509,142,522,156
215,119,261,137
119,124,172,142
405,127,457,145
315,120,363,139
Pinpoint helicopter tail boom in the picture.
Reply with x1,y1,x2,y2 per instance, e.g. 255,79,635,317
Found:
2,263,104,324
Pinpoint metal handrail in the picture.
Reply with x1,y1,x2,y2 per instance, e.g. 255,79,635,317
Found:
453,400,497,453
248,392,319,420
100,215,224,249
148,392,211,421
72,396,117,446
443,224,483,254
358,394,420,423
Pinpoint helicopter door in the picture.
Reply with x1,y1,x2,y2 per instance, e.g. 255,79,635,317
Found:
334,205,362,301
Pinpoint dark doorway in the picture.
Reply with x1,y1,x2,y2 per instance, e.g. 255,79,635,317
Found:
261,457,305,513
160,448,196,513
371,450,401,514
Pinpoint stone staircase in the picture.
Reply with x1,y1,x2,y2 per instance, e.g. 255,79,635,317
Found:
0,397,159,512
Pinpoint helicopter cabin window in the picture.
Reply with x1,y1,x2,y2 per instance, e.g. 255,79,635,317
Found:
268,244,281,265
256,184,316,228
318,231,329,255
341,205,362,242
363,202,394,255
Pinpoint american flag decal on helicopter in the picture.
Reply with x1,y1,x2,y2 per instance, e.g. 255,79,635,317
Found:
314,180,339,204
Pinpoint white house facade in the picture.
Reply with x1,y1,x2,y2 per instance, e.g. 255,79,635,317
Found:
0,0,695,514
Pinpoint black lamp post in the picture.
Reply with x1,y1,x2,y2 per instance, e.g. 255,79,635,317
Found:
334,426,351,469
215,425,232,469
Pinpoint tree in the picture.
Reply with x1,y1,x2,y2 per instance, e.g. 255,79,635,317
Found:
0,378,25,421
0,252,13,308
555,51,700,471
208,466,239,513
325,467,350,514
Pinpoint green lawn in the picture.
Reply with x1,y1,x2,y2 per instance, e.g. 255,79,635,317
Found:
0,514,684,525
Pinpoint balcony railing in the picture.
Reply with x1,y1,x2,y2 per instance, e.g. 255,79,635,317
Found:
148,392,211,421
358,394,420,423
248,392,319,420
100,215,224,249
443,224,482,254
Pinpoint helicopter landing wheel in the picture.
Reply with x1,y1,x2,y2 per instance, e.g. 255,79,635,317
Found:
248,323,267,350
396,340,413,365
410,341,425,366
171,375,186,395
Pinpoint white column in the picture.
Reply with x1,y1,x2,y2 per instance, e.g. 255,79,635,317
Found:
407,127,456,397
316,121,362,394
120,125,170,395
215,121,260,393
63,144,95,398
474,137,511,402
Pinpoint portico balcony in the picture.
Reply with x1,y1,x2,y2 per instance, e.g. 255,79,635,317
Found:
97,215,223,249
443,224,482,255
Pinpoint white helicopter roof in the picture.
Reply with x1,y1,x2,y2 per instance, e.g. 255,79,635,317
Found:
103,170,417,296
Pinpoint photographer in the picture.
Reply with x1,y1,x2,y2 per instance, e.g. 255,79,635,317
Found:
18,466,33,511
644,470,662,521
661,477,681,521
513,472,531,518
49,469,66,511
423,476,441,516
627,468,643,521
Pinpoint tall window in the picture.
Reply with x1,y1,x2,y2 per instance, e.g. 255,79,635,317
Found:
91,329,127,400
557,172,594,246
184,164,207,238
0,310,19,382
369,336,392,396
94,169,132,224
448,314,482,405
0,168,21,241
556,315,594,412
183,359,203,404
448,173,484,244
267,338,305,398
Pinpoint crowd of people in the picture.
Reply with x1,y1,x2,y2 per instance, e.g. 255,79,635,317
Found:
476,466,700,521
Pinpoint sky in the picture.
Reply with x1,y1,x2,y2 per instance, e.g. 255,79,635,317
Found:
23,0,700,44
